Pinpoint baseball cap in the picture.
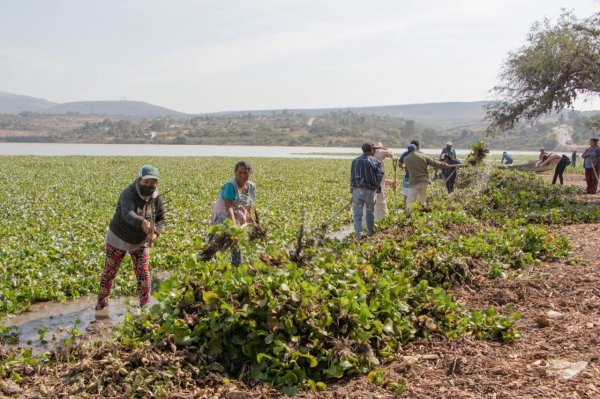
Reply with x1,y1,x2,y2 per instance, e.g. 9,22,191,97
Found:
446,141,452,146
407,144,417,152
139,165,160,180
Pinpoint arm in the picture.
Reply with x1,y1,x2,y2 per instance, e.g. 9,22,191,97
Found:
119,190,146,229
425,156,447,170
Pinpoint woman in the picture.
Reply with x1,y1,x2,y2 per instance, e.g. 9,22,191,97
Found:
582,137,600,194
210,161,256,265
96,165,165,315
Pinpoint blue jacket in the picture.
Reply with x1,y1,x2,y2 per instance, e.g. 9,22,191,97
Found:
350,153,384,191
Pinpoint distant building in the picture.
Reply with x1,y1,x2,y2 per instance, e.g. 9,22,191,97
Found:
551,124,574,145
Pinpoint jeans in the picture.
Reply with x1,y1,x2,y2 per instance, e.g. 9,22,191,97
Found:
353,188,376,237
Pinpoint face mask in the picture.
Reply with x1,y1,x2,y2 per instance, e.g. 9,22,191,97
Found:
139,185,156,196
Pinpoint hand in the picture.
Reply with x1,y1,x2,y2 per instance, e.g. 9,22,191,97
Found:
146,233,157,245
141,220,153,234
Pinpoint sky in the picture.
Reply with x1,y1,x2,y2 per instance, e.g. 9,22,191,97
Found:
1,0,599,114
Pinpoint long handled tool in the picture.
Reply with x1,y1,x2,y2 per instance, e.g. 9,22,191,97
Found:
320,200,352,231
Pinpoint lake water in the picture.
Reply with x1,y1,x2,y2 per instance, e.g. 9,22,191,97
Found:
0,142,542,158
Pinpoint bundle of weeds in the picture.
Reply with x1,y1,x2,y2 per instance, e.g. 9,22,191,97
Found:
197,221,244,261
465,139,489,166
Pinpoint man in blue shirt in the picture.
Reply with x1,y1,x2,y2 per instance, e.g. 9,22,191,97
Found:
501,151,513,165
350,142,384,238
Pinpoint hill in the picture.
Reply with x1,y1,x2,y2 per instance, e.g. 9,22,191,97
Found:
0,91,57,113
217,101,490,128
47,100,184,117
0,91,184,117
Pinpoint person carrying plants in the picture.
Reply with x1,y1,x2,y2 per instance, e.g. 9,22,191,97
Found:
551,154,571,185
403,144,456,209
371,142,397,220
582,137,600,194
351,142,384,238
210,161,256,265
96,165,165,315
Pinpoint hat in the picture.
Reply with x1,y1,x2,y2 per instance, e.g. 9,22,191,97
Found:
373,141,387,149
446,141,453,146
591,138,599,142
407,144,417,152
139,164,160,180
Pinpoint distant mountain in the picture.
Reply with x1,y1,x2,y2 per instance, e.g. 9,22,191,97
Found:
47,101,184,117
0,91,57,113
0,91,184,117
217,101,491,128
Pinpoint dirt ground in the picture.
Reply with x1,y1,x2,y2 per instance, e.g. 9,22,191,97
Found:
540,171,600,199
297,223,600,399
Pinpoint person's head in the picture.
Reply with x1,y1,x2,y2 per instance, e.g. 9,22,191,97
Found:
410,139,420,150
590,138,599,147
446,141,452,148
361,142,375,155
234,161,252,185
138,165,159,196
407,144,417,153
540,148,545,153
503,151,507,155
373,141,386,150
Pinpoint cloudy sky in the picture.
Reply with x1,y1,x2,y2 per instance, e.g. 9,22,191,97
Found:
1,0,598,113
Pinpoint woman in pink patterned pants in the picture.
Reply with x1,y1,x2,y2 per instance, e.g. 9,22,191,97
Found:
96,243,151,310
95,165,165,313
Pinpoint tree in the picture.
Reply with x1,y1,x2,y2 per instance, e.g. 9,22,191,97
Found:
487,11,600,132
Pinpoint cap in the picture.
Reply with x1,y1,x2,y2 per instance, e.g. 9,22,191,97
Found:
446,141,453,146
139,164,160,180
407,144,417,152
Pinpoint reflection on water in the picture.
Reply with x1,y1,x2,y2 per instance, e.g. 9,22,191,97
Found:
1,296,141,354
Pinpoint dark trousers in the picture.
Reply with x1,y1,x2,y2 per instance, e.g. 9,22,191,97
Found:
585,166,600,193
445,175,457,193
552,163,568,185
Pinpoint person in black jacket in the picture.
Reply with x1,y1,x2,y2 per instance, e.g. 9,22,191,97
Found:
96,165,165,314
552,154,571,185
